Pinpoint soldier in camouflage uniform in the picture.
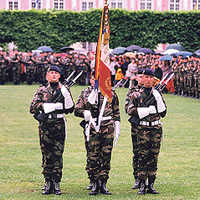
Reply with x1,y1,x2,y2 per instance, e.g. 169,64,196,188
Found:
0,51,8,84
30,65,74,195
9,51,21,84
125,69,143,190
125,68,167,195
74,72,120,195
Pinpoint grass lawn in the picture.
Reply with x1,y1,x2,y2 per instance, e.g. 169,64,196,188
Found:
0,84,199,200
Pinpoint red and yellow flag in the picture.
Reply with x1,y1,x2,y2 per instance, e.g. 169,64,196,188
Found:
94,1,112,102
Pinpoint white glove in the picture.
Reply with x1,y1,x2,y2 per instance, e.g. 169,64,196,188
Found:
152,89,166,113
149,105,157,114
137,105,156,119
88,89,98,105
114,121,120,146
43,103,63,114
55,102,63,110
84,110,92,122
61,85,74,109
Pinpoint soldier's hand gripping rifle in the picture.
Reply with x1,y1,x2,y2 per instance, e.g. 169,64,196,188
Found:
128,71,174,126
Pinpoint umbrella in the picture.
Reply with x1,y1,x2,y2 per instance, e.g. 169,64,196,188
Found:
163,49,179,55
137,48,154,54
166,43,185,51
60,46,74,52
37,46,53,52
124,52,136,58
112,47,127,55
126,45,141,52
173,51,193,57
194,49,200,57
160,55,172,61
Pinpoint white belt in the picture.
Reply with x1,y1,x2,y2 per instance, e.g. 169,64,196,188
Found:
48,114,64,119
140,120,161,126
93,116,112,121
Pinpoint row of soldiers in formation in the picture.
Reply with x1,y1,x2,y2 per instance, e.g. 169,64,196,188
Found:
172,59,200,98
0,50,91,85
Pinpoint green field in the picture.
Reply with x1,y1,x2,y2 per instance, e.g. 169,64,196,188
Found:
0,84,200,200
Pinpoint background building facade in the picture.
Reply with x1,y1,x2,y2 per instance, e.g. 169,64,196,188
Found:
0,0,199,11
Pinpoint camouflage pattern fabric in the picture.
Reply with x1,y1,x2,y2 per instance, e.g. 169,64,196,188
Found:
30,82,74,182
137,125,162,180
125,87,166,180
125,85,141,179
74,86,120,182
39,119,66,182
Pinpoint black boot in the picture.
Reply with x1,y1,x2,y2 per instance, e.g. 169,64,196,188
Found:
138,179,146,195
132,178,140,189
42,180,53,195
100,180,111,195
89,181,99,195
87,180,93,190
146,176,159,194
53,181,62,195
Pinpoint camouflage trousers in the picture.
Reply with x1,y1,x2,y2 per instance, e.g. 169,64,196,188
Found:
87,124,114,182
39,119,66,182
131,126,139,179
137,125,162,180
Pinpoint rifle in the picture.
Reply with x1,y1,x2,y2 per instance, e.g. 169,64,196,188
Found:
63,70,83,87
113,77,129,90
128,71,174,126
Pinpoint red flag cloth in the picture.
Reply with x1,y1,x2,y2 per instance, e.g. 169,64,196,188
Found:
95,4,112,102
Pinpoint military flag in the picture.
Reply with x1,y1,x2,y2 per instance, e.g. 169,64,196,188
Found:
94,0,112,102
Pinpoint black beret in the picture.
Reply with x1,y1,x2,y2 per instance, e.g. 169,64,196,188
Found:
137,68,144,74
143,68,154,76
48,65,61,74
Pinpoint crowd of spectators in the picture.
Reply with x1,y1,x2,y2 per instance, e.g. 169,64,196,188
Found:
1,48,200,99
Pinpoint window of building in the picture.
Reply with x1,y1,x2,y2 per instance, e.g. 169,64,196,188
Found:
88,2,94,9
81,1,94,11
110,0,124,9
8,0,19,10
82,2,87,10
140,0,152,10
169,0,180,11
54,0,64,10
32,0,41,9
193,0,200,10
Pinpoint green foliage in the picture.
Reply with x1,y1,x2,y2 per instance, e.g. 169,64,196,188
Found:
0,9,200,51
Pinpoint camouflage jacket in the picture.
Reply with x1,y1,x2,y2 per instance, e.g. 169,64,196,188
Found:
30,82,74,122
125,87,166,123
74,86,120,127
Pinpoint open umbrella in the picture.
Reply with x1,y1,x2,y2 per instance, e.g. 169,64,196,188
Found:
160,55,172,61
163,49,179,55
138,48,154,54
126,45,141,52
124,52,136,58
60,46,74,52
37,46,53,52
174,51,193,57
166,43,185,51
194,49,200,57
112,47,127,55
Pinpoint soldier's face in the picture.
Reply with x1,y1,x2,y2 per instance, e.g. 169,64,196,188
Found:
142,74,155,88
90,76,95,86
46,71,60,83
